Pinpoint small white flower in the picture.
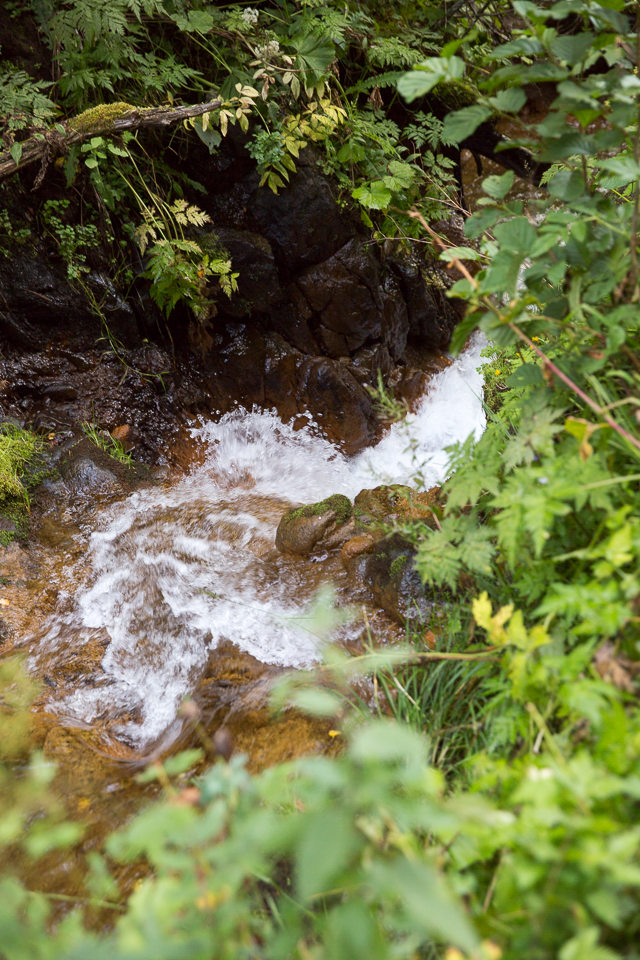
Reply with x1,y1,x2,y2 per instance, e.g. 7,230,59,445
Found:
527,766,554,781
241,7,259,25
538,476,549,485
256,39,280,59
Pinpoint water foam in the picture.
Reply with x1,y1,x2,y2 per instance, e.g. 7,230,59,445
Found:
35,336,486,746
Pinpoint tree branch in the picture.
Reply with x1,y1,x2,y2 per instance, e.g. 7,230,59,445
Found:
0,98,222,183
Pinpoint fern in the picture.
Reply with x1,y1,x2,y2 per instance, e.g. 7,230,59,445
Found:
366,37,427,68
0,66,56,134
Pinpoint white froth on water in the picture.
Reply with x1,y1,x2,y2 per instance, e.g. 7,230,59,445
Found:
35,336,486,746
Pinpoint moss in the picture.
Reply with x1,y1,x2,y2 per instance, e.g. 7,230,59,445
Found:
281,494,352,530
389,554,408,580
69,102,135,134
0,425,57,546
0,424,43,504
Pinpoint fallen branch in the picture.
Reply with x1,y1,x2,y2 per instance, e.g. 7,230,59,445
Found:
0,98,222,184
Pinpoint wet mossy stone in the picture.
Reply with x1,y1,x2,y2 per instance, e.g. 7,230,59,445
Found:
276,494,353,555
362,532,429,625
353,484,440,533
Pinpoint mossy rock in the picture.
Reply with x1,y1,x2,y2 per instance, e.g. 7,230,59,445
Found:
275,494,353,555
361,532,429,625
353,484,440,533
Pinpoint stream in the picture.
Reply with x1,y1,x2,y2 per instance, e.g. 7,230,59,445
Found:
27,335,486,757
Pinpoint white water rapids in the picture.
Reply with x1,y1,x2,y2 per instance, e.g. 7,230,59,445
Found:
33,337,486,748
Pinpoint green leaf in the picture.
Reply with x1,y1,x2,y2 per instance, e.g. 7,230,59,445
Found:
369,858,478,953
597,155,640,182
337,142,366,163
506,364,544,387
163,749,204,776
490,88,527,113
550,32,595,65
443,105,492,143
352,181,392,210
350,721,425,764
397,57,465,103
171,10,215,33
289,34,335,78
290,687,342,717
483,170,515,199
296,808,362,900
9,142,22,165
438,246,481,262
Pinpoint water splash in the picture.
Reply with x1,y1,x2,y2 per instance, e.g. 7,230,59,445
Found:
34,336,486,746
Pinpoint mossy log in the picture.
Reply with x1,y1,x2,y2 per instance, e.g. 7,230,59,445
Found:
0,98,222,183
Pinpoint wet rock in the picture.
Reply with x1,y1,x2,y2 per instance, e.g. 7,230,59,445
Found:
276,494,353,555
354,484,441,532
204,328,376,454
340,533,376,566
206,228,282,318
248,162,353,274
58,438,150,498
0,254,139,351
43,382,78,402
361,532,429,625
61,454,123,496
293,240,409,360
296,355,375,454
389,251,461,349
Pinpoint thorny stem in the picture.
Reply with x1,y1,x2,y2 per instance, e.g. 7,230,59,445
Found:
631,3,640,296
509,321,640,454
408,208,640,455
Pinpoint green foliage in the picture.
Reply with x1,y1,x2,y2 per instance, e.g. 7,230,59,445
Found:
0,424,44,506
40,198,102,280
132,196,238,320
0,65,56,138
80,422,133,464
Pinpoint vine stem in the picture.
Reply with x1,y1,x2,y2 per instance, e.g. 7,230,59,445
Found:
408,206,640,455
509,321,640,454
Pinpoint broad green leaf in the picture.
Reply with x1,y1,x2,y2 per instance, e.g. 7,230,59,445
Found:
483,170,515,199
439,246,481,262
490,87,527,113
443,105,492,143
290,687,342,717
171,10,215,33
369,858,478,952
550,32,595,65
397,57,465,103
10,142,23,165
352,181,392,209
296,808,362,900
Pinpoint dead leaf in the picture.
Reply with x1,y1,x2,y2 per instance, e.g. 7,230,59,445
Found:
594,642,637,693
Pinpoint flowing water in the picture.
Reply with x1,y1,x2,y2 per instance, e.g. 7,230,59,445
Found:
26,337,486,758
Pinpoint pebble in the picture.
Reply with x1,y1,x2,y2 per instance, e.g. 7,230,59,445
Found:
43,382,78,402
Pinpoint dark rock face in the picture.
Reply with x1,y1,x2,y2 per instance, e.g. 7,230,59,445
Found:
248,164,352,274
292,239,409,360
0,258,139,352
0,129,462,459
